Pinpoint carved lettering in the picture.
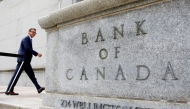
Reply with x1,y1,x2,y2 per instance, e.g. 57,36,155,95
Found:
95,28,105,42
99,48,108,59
94,103,103,109
87,103,92,109
66,69,73,80
135,20,147,36
103,104,111,109
61,100,67,107
112,105,116,109
80,67,88,80
113,24,124,39
82,33,88,44
116,106,121,109
162,61,178,80
136,65,150,80
73,101,79,108
122,106,129,109
114,47,120,58
79,102,86,109
115,64,126,80
62,100,154,109
67,100,71,107
96,67,105,80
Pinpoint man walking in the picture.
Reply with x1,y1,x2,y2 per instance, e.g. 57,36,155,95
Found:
5,28,45,95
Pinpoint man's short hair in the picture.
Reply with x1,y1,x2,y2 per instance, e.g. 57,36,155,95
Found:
28,28,36,32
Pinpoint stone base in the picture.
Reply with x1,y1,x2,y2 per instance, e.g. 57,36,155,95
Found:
42,93,190,109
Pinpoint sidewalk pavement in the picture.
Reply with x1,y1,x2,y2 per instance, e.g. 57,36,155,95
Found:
0,86,43,109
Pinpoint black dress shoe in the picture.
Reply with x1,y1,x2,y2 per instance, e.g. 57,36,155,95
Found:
5,91,19,95
37,87,45,93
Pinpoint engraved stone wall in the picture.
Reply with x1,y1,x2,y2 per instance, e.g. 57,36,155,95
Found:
39,0,190,109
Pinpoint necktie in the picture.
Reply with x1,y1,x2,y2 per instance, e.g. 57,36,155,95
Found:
30,39,32,47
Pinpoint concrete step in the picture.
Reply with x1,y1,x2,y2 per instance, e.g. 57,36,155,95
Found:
0,86,44,109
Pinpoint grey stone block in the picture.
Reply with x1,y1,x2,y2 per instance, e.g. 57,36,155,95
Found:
44,0,190,102
39,0,190,108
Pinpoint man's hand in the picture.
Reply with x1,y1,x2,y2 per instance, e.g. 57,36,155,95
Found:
38,53,42,57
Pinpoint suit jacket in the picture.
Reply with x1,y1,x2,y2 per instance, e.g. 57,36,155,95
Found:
17,36,38,63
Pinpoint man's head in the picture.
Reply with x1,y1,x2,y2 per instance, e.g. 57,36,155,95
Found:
28,28,37,38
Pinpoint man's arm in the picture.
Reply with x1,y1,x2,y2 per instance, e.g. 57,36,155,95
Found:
23,38,38,56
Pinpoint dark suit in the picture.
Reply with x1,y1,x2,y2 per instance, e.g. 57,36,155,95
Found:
6,36,41,92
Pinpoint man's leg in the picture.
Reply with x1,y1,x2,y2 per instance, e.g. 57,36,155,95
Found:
24,63,41,90
6,62,24,92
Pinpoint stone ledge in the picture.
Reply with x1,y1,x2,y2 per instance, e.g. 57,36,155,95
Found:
42,93,190,109
38,0,142,29
55,0,167,30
